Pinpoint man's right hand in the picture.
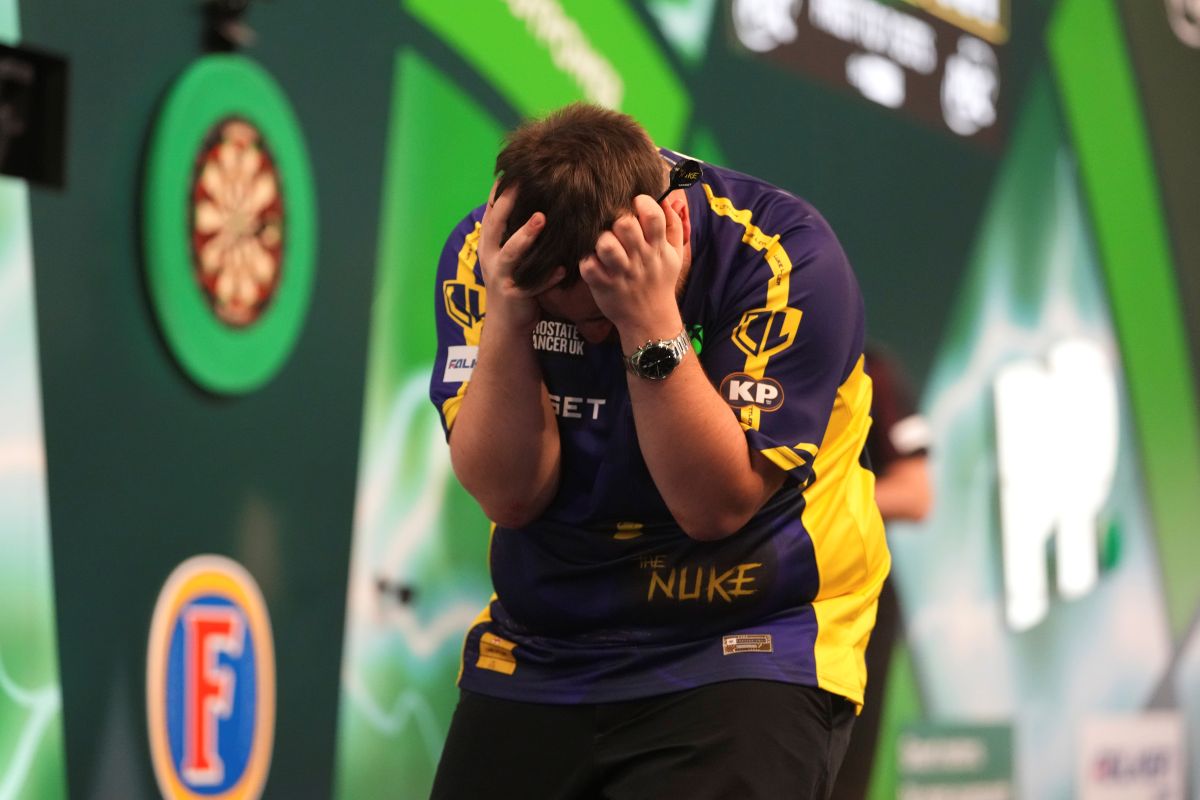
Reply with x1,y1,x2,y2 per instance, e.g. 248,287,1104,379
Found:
478,181,563,333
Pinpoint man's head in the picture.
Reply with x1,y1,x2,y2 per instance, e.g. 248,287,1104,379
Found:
494,103,667,290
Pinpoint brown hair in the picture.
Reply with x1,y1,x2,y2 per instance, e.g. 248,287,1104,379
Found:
494,103,666,289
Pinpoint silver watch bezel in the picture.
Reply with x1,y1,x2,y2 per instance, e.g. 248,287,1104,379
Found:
624,328,691,381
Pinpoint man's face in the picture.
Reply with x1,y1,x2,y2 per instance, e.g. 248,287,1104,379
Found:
535,280,615,344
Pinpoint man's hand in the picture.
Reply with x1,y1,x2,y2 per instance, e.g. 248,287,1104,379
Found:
580,194,685,345
478,181,564,332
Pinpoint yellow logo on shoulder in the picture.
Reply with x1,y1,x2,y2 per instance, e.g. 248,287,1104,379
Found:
732,307,802,360
444,280,486,331
477,631,517,675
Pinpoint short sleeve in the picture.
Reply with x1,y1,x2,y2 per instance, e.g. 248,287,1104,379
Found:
700,218,866,486
429,205,488,438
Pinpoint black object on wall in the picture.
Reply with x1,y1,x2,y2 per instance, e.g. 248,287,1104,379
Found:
0,41,67,187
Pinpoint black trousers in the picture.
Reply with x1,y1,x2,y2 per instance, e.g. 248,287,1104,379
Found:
430,680,856,800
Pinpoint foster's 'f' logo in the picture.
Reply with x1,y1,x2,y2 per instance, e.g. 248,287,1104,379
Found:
443,280,486,331
147,555,275,800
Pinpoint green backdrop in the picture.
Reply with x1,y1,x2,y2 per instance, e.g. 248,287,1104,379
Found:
0,0,1196,798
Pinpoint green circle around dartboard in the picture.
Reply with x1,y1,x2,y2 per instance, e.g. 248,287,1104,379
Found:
143,54,317,394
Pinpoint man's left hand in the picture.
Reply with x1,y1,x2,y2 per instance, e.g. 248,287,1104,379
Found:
580,195,685,344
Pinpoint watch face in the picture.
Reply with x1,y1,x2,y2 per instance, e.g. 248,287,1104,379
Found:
637,343,680,380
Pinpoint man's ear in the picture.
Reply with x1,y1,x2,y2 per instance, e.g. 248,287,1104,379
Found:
669,193,691,247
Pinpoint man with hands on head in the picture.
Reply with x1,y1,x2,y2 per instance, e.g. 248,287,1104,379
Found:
429,103,887,800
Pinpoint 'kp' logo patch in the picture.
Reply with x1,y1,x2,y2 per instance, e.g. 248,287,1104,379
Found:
720,373,785,411
147,555,275,800
444,280,486,331
732,307,802,360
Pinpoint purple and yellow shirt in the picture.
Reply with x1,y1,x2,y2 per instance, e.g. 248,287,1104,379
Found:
430,154,888,706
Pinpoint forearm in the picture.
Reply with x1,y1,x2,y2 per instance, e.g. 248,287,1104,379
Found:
449,322,561,527
625,342,782,540
873,456,932,522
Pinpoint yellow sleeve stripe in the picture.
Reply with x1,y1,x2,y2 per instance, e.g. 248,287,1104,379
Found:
442,223,484,431
760,444,819,472
703,184,797,431
457,222,482,281
457,223,485,347
703,183,794,313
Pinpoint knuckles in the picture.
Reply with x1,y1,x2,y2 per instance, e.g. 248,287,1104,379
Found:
611,215,641,238
594,231,626,262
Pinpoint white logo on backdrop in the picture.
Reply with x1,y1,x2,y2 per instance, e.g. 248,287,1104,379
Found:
993,339,1118,632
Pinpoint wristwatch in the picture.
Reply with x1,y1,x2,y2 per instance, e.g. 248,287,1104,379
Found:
624,328,692,381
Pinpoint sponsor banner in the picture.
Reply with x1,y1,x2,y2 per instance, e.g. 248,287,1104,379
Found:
898,722,1013,799
146,555,276,800
1076,712,1186,800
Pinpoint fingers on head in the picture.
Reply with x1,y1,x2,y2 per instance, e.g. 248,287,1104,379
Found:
633,193,661,218
633,195,667,244
594,229,629,268
505,211,544,256
610,216,653,259
579,253,602,284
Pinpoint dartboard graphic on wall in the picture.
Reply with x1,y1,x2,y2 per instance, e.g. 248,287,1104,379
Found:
144,55,317,394
191,118,286,328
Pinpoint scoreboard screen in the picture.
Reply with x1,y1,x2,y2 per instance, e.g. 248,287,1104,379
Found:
730,0,1009,148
